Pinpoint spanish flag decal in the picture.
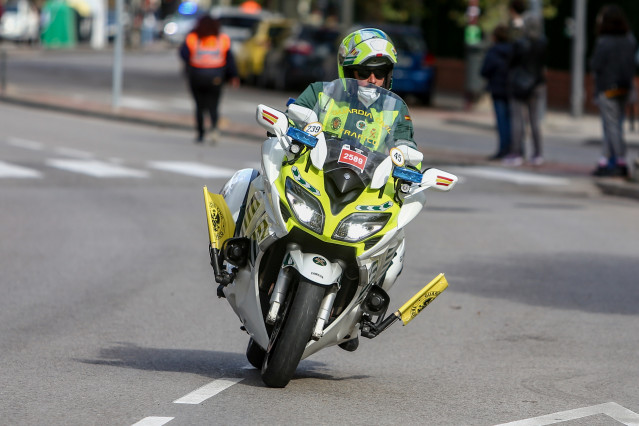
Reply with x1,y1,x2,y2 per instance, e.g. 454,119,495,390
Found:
436,175,454,187
404,115,411,121
262,109,278,125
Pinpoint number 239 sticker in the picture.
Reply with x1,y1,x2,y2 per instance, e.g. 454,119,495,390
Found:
303,122,323,136
389,147,405,167
339,146,367,172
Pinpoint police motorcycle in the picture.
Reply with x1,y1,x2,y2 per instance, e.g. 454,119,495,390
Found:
203,78,458,388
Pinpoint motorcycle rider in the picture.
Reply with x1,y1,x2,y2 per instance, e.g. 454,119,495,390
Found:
289,28,421,352
291,28,418,152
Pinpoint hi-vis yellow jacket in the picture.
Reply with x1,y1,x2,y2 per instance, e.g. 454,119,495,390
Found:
293,81,416,151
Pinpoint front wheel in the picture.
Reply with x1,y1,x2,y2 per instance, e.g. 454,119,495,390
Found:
261,279,325,388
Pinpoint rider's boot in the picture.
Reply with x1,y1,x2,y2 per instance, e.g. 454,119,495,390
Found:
338,336,359,352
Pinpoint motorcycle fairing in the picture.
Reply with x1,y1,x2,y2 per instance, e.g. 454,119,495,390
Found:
274,149,401,257
223,255,270,349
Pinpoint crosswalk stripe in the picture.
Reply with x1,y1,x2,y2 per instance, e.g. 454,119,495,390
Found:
54,147,94,159
0,161,42,178
148,161,236,178
6,138,44,151
46,159,149,178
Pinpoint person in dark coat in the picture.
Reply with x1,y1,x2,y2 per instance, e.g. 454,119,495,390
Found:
504,14,547,166
590,5,637,177
481,24,513,160
179,16,240,144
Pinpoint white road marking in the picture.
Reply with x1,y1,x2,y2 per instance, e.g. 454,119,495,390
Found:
173,378,243,404
461,167,570,186
6,137,44,151
46,159,149,178
0,161,41,178
131,417,174,426
495,402,639,426
54,147,94,159
148,161,236,178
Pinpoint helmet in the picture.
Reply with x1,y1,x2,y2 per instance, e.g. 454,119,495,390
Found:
337,28,397,90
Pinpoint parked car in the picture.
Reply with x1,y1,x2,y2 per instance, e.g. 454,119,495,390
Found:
213,6,276,58
349,24,436,105
260,24,341,91
235,16,292,83
0,0,39,43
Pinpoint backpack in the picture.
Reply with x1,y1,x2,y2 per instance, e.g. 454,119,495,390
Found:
510,66,536,99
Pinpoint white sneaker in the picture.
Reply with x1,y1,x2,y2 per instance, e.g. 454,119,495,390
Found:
208,129,220,146
503,156,523,166
531,156,544,166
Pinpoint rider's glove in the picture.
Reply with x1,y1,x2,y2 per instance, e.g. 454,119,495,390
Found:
395,141,423,169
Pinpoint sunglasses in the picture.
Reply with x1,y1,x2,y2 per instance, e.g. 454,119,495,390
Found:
353,67,388,80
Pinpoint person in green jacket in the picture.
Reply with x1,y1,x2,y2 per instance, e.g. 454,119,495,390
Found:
292,28,417,151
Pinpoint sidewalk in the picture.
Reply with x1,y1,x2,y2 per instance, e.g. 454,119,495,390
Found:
1,81,638,201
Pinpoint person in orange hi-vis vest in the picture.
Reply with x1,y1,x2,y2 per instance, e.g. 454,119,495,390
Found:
179,15,240,144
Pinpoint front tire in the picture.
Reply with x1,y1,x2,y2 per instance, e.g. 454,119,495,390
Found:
261,279,325,388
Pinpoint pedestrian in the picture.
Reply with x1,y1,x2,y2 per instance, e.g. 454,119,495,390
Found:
481,24,513,160
590,5,636,178
504,14,547,166
507,0,526,42
179,15,240,144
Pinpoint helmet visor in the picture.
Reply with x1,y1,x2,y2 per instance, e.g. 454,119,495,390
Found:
351,66,391,80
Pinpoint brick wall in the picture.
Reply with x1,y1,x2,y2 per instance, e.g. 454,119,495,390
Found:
434,58,638,113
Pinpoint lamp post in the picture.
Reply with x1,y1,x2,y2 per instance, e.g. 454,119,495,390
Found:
570,0,587,117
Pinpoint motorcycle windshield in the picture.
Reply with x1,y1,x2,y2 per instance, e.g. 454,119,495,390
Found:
309,78,408,184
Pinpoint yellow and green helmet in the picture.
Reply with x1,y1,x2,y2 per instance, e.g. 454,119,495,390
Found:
337,28,398,90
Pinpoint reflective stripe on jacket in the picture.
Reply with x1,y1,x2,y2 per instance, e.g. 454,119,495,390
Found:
186,33,231,69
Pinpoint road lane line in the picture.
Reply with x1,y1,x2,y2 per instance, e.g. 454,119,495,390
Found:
0,161,41,178
54,147,94,159
461,167,570,186
7,137,44,151
46,159,149,178
148,161,236,178
173,378,243,404
495,402,639,425
131,417,174,426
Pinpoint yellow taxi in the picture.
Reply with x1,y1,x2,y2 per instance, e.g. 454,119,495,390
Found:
236,17,293,84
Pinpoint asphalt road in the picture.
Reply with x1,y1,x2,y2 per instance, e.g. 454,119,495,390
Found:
1,95,639,426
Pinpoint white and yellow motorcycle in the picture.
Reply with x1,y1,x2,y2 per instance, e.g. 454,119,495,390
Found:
203,79,457,387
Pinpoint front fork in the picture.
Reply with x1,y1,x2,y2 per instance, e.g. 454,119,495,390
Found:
266,266,339,341
265,245,343,341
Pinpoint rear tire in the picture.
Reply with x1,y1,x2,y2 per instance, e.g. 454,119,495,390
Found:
261,279,325,388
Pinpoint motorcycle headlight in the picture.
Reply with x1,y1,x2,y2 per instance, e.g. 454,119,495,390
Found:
333,213,391,243
285,178,324,234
